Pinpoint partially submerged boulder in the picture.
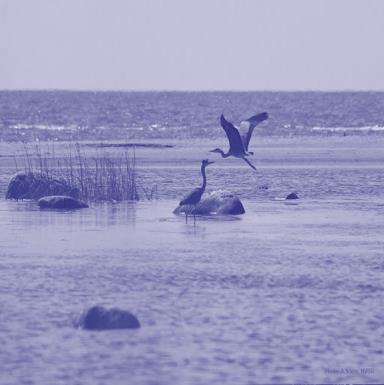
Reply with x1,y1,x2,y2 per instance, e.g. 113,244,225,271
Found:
286,192,299,200
174,190,245,216
197,190,245,215
38,195,88,209
6,172,79,200
75,305,141,330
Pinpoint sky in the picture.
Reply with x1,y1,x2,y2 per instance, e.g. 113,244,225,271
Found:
1,0,384,91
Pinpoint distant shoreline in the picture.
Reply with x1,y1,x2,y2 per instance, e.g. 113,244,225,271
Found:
1,89,384,93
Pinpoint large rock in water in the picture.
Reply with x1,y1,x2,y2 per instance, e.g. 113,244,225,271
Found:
286,192,299,200
38,195,88,209
6,172,79,200
75,306,141,330
174,190,245,215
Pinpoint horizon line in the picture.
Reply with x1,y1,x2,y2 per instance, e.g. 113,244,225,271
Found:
1,88,384,93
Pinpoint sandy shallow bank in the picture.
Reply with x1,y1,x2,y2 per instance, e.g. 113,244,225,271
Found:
1,136,384,199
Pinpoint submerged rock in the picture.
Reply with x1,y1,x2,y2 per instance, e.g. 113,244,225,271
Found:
286,192,299,200
38,195,88,209
75,306,140,330
174,190,245,215
6,172,79,200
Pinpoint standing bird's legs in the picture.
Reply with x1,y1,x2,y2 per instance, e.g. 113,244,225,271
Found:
184,207,196,225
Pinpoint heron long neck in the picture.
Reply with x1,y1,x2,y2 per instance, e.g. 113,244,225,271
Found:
201,164,207,191
217,149,230,158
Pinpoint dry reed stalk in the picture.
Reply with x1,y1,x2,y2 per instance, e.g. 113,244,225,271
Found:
17,142,144,202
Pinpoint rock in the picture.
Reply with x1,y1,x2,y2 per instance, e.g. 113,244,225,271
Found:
38,195,88,209
174,190,245,215
75,306,140,330
6,172,79,200
286,192,299,200
216,197,245,214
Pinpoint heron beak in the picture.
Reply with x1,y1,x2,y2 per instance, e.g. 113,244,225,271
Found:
208,160,214,165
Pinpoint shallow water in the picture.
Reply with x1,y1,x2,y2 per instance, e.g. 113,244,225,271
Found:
2,90,384,384
1,192,384,384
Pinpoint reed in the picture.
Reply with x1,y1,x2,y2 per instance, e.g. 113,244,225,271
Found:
17,142,142,202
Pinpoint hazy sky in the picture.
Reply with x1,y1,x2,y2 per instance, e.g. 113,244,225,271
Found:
1,0,384,90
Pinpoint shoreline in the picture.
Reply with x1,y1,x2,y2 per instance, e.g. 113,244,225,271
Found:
2,135,384,165
1,135,384,199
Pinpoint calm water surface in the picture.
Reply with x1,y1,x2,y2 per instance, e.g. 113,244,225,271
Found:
1,192,383,384
1,91,384,384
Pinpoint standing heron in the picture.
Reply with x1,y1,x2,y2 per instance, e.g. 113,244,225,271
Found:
210,112,268,170
179,159,214,224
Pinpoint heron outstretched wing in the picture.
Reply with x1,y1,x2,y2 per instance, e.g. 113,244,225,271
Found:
240,112,268,151
220,114,245,154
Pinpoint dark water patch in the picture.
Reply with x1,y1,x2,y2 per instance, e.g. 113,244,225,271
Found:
85,142,174,149
107,269,378,293
356,283,384,293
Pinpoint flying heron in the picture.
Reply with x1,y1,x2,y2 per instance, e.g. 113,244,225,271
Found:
179,159,214,224
210,112,268,170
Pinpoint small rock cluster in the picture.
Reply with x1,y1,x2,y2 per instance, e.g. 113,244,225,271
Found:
6,172,88,209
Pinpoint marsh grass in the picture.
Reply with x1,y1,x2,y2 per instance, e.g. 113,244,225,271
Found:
17,142,143,202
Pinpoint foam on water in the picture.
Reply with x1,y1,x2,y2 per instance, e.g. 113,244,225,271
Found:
9,124,79,132
312,125,384,133
1,91,384,141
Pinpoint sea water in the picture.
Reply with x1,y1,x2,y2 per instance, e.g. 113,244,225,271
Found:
0,91,384,384
1,91,384,142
